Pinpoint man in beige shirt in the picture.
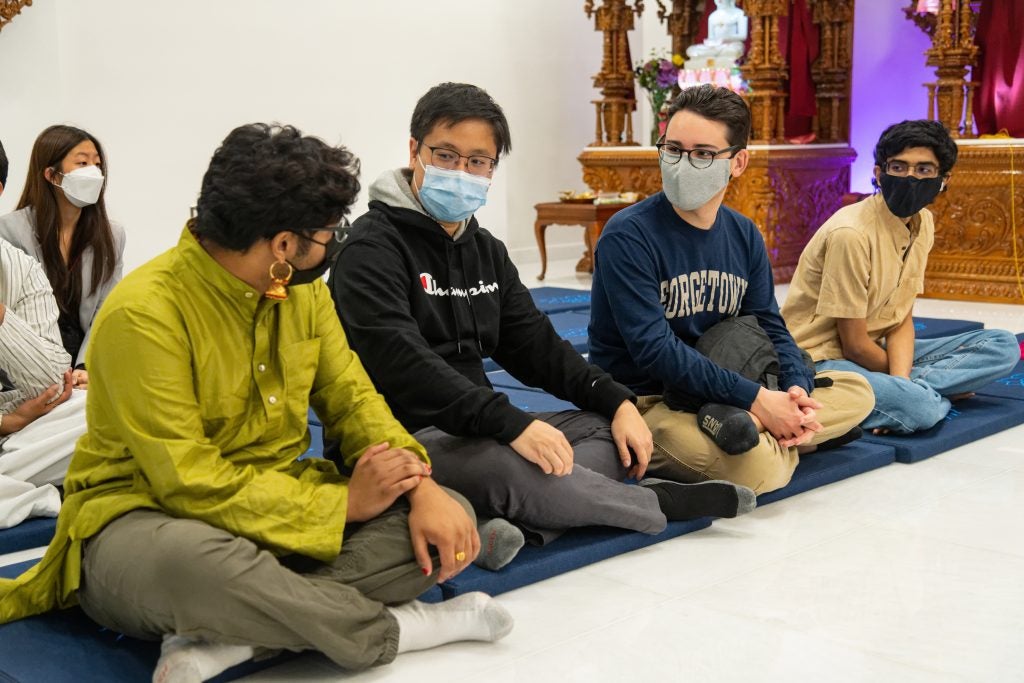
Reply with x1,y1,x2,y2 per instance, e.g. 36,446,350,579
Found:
783,120,1019,434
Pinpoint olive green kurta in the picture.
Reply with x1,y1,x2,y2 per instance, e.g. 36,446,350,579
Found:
0,228,425,622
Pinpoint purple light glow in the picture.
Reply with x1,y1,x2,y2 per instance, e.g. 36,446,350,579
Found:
849,2,936,192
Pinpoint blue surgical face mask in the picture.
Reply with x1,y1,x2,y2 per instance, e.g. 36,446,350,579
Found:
416,156,491,223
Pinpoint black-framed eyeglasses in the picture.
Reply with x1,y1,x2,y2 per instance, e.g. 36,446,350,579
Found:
292,216,351,247
419,143,497,177
656,138,740,169
883,160,940,179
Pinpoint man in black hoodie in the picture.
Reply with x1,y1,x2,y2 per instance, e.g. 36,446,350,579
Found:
330,83,756,567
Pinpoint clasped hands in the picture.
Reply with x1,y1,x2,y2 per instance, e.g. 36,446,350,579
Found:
345,442,479,583
751,385,823,448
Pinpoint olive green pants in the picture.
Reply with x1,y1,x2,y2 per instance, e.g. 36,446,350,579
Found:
638,370,874,494
77,489,472,671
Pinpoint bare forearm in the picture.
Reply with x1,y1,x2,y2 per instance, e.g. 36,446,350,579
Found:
885,316,916,378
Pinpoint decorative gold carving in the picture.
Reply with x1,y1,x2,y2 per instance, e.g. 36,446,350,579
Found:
922,143,1024,302
655,0,703,59
585,0,644,146
0,0,32,33
578,145,856,282
906,0,980,137
740,0,789,143
809,0,855,142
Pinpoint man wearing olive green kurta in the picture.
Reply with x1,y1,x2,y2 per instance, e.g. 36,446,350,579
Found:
0,124,511,682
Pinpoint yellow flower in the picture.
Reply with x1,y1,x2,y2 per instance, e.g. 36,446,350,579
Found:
672,54,683,66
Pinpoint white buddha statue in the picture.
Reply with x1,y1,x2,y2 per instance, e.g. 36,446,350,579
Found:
684,0,748,70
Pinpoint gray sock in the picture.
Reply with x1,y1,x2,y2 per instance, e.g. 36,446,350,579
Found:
473,518,525,571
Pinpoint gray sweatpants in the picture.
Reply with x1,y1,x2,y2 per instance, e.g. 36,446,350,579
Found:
77,489,473,671
416,410,667,544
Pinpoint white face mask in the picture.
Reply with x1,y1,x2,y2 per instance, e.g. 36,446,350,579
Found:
59,165,105,208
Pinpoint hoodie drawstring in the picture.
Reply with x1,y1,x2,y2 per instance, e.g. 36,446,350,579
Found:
444,243,462,355
459,248,485,354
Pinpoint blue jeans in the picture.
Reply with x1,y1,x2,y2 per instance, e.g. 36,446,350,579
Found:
816,329,1020,434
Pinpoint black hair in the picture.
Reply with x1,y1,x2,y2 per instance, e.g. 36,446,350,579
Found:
666,84,752,149
873,119,958,176
192,124,360,252
410,83,512,159
0,138,8,187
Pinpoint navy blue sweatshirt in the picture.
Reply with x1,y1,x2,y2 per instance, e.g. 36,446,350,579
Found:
589,192,814,409
328,169,634,443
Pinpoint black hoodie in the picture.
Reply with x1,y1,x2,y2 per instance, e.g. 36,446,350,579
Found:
328,169,634,443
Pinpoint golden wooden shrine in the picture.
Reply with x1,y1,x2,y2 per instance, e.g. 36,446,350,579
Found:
580,0,1024,303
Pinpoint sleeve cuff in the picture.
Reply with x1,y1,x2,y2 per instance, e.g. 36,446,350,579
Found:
588,376,636,421
730,377,762,411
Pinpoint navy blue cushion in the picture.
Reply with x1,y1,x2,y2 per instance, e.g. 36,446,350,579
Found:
862,394,1024,463
547,311,590,354
758,440,896,505
529,287,592,314
912,317,983,339
975,333,1024,402
439,517,711,599
307,406,322,427
297,424,324,461
499,388,576,413
0,517,57,555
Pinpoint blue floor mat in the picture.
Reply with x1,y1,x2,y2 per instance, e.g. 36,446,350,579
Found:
862,394,1024,463
529,287,592,314
438,516,711,599
0,517,57,555
0,558,442,681
975,333,1024,402
758,440,896,505
547,311,591,354
499,388,576,413
913,317,983,339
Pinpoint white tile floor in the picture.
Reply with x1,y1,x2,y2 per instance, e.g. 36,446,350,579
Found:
4,256,1023,682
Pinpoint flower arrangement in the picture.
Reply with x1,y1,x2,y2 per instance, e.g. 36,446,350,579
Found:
634,51,682,145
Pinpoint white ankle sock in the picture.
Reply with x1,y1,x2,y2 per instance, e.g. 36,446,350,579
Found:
388,592,514,654
152,635,254,683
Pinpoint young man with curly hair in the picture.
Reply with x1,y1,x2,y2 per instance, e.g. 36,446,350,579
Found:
782,119,1019,434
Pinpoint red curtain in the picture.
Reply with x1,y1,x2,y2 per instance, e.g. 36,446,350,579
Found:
779,0,819,140
973,0,1024,137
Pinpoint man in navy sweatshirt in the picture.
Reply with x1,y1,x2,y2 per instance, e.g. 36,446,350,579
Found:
589,85,874,494
330,83,757,569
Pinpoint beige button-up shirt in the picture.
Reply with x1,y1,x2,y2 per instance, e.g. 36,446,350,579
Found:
782,193,934,362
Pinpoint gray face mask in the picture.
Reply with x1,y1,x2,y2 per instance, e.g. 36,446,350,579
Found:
660,156,733,212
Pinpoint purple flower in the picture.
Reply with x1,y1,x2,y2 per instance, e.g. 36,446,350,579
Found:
655,60,678,88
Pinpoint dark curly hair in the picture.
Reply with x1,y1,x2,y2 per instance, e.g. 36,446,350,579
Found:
873,119,958,177
666,85,751,149
411,83,512,159
192,124,361,251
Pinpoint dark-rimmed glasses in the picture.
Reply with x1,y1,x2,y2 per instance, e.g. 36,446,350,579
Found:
656,138,740,169
419,144,497,177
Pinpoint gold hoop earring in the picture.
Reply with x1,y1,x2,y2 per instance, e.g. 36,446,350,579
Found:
265,260,293,300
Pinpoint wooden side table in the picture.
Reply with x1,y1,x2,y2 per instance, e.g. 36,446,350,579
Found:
533,201,633,280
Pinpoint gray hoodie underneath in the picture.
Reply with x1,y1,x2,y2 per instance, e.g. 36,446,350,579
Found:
368,168,467,240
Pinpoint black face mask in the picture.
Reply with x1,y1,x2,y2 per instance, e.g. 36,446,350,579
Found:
879,173,944,218
289,235,344,286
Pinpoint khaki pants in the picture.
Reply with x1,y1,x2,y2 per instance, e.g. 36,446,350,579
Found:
638,370,874,494
78,489,473,671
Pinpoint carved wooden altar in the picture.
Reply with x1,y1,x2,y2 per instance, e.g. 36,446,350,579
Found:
579,144,855,282
904,0,1024,302
923,140,1024,302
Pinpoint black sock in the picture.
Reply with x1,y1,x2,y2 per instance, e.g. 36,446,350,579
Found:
814,426,864,452
640,478,757,520
697,403,760,455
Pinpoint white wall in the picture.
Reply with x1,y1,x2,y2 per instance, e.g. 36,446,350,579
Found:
0,0,605,272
